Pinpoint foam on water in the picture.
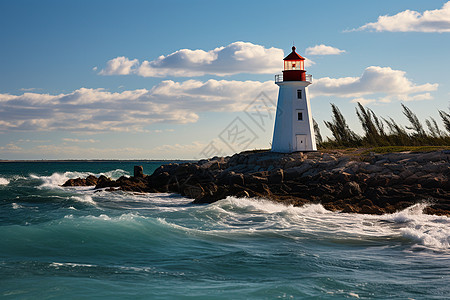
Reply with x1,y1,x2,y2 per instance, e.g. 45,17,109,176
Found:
0,177,10,185
153,196,450,251
31,169,129,189
11,203,22,209
50,262,96,268
70,195,97,206
381,203,450,250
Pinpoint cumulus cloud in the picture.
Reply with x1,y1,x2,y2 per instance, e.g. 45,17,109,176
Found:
99,56,139,75
354,1,450,32
0,80,277,132
309,66,438,103
305,44,346,55
98,42,315,77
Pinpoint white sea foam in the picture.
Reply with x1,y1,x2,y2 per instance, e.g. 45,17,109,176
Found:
155,196,450,251
50,262,96,268
31,169,129,189
70,195,96,206
0,177,10,185
381,203,450,250
100,169,129,180
89,189,193,212
11,203,22,209
81,213,143,222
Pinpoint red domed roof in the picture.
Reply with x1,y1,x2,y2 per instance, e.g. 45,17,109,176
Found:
283,46,305,61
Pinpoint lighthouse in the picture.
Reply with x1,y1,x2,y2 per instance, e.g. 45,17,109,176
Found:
271,46,317,153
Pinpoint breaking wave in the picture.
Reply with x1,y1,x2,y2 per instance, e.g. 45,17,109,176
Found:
30,169,129,189
0,177,10,185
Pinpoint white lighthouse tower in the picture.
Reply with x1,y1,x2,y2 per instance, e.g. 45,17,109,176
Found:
271,46,316,153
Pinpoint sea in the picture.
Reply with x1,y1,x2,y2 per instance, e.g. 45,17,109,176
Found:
0,161,449,299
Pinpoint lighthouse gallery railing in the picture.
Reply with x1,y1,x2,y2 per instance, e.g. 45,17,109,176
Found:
275,74,312,83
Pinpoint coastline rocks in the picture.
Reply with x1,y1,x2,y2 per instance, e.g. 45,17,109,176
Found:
62,150,450,215
134,166,144,178
62,175,98,187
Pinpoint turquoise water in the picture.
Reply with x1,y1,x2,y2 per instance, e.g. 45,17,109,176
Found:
0,162,449,299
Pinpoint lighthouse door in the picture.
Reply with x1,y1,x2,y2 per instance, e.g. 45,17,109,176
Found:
296,135,307,151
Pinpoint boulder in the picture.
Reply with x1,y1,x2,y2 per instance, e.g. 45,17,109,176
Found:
134,166,144,178
341,181,362,198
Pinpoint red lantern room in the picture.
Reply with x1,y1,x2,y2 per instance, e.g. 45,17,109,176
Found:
283,46,307,81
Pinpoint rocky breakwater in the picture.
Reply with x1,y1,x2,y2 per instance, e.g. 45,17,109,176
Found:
63,150,450,215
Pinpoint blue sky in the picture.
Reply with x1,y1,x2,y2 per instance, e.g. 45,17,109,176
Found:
1,0,449,159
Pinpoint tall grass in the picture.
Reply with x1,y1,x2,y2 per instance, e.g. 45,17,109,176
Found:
318,103,450,148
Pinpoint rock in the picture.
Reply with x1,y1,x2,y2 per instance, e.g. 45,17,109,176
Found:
62,178,85,187
235,190,250,198
284,163,312,179
359,204,383,215
95,175,112,189
342,204,357,213
62,175,98,187
134,166,144,178
85,175,98,186
61,149,450,216
229,172,245,186
183,184,204,199
268,169,284,184
341,181,362,198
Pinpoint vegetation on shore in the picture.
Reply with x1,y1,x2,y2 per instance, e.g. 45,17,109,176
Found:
316,103,450,149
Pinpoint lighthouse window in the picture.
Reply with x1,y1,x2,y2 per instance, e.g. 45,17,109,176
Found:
297,90,302,99
298,112,303,121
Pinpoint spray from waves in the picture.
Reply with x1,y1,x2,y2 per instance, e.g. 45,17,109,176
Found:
11,203,23,209
0,177,9,185
154,196,450,251
381,203,450,250
30,169,129,189
70,195,97,206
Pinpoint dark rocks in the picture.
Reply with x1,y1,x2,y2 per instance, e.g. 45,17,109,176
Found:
341,181,362,198
268,169,284,184
134,166,144,178
62,174,98,186
95,175,112,189
61,151,450,216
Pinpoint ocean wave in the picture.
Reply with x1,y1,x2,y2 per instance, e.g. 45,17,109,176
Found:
101,169,129,180
381,203,450,250
70,195,97,206
165,197,450,251
77,212,144,222
0,177,10,185
50,262,96,269
30,169,129,189
11,203,23,209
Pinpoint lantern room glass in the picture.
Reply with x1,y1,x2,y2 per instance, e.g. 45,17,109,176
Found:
284,60,304,71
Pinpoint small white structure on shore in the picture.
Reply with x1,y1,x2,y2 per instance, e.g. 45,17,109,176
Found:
272,46,316,153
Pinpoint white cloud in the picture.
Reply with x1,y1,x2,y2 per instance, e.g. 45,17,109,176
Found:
62,138,98,143
99,56,139,75
99,42,302,77
354,1,450,32
0,80,277,132
19,88,40,92
309,66,438,103
0,143,22,152
305,44,346,55
350,97,378,105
